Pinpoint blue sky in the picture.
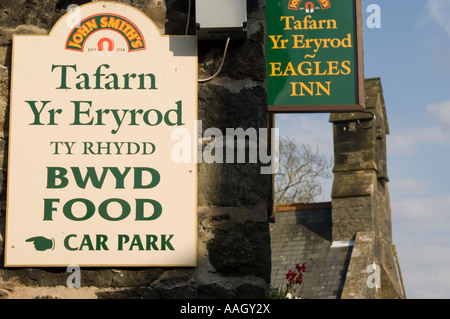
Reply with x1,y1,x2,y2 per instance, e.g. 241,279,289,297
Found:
276,0,450,298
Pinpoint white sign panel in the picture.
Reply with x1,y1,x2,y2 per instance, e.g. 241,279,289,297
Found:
5,2,197,267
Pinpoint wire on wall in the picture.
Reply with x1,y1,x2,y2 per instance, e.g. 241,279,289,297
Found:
187,0,231,83
186,0,191,35
198,37,231,83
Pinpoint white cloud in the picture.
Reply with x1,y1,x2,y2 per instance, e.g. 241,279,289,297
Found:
275,114,334,157
393,195,450,225
391,189,450,298
392,193,450,235
427,0,450,37
428,100,450,129
388,125,446,154
398,243,450,298
389,178,431,198
387,100,450,155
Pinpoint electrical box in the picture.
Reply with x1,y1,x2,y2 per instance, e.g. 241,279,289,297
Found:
196,0,247,40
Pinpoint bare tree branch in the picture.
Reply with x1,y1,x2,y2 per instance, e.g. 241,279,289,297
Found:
275,136,332,204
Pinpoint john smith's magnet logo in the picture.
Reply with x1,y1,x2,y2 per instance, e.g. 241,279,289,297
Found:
98,37,114,57
288,0,332,12
65,13,146,52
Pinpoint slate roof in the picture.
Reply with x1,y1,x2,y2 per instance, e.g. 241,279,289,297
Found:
270,203,353,299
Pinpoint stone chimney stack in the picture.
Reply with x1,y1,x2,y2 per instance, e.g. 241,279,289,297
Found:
329,78,406,298
329,78,390,243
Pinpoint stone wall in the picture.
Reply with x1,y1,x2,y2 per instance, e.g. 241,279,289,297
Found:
0,0,271,299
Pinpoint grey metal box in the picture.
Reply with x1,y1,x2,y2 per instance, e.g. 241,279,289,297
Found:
196,0,247,40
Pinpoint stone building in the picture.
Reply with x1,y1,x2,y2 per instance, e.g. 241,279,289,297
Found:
0,1,404,300
270,78,406,299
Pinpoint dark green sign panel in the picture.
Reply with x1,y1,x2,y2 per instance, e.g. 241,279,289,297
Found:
266,0,364,112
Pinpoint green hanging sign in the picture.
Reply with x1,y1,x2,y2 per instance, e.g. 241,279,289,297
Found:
266,0,365,112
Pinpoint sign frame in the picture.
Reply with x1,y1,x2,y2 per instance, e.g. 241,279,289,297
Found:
266,0,365,113
4,1,198,267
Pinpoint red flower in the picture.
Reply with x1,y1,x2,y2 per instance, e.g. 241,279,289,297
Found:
295,263,306,273
286,262,306,287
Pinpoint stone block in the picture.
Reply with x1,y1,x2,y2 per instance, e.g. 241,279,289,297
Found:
331,171,377,198
208,221,271,282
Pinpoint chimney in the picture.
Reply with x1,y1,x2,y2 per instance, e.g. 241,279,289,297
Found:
329,78,390,242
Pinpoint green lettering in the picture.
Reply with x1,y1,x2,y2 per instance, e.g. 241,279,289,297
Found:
51,64,76,89
47,167,69,188
161,234,175,251
146,235,159,250
75,73,91,90
71,167,108,189
138,73,157,90
79,234,94,250
134,167,160,189
71,101,94,125
105,73,119,90
94,64,109,89
129,235,144,250
135,199,162,221
107,167,131,189
96,234,109,250
63,198,95,221
25,101,52,125
64,234,78,251
43,198,59,220
98,198,131,221
118,234,129,250
164,100,184,126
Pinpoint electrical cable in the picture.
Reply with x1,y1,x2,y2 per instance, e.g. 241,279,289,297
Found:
198,36,231,83
185,0,191,35
187,0,231,83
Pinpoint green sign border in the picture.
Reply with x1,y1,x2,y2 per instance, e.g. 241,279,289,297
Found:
266,0,365,113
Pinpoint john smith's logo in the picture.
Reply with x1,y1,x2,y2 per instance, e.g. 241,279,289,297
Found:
98,37,114,57
288,0,332,12
66,13,145,52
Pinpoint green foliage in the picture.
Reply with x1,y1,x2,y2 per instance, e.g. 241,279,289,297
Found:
269,286,287,299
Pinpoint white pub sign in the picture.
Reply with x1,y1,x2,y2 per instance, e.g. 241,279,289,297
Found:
5,2,197,266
